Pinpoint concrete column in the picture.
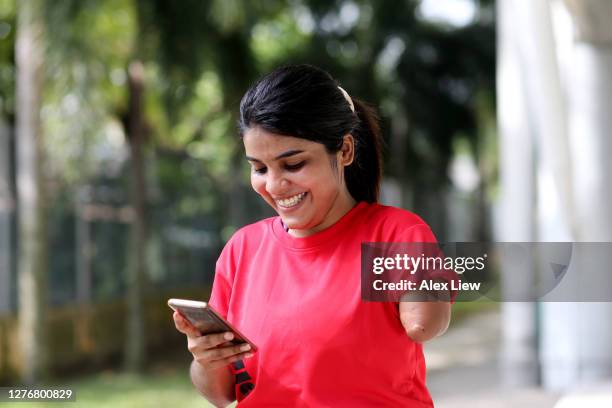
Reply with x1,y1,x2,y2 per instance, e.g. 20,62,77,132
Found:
540,0,612,390
497,0,539,387
566,0,612,385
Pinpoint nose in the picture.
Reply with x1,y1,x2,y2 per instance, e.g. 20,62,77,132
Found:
265,168,289,195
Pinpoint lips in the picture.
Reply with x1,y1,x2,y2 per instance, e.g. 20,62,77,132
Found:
275,192,307,208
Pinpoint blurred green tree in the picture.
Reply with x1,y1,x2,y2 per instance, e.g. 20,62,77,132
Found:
41,0,285,372
293,0,496,237
2,0,496,379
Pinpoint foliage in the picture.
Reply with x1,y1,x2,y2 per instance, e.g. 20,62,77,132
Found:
2,0,497,216
1,0,496,304
0,0,15,118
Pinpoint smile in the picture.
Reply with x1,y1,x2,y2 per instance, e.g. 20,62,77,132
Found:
276,192,307,208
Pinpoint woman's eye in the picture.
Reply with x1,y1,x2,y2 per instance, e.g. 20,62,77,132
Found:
285,162,305,171
253,167,267,174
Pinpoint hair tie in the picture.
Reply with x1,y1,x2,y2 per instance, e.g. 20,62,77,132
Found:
338,86,355,113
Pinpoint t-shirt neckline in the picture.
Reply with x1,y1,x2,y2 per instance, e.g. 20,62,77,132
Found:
271,201,369,250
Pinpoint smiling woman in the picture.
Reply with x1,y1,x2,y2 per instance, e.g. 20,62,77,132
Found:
239,64,381,238
172,64,452,407
244,128,357,237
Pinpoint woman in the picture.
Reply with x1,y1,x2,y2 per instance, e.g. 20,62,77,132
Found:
173,64,452,407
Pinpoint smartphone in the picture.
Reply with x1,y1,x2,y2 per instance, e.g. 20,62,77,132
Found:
168,298,257,351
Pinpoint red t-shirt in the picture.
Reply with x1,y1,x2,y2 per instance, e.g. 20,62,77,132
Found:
209,201,439,407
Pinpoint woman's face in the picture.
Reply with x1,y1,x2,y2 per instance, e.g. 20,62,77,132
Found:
243,126,355,237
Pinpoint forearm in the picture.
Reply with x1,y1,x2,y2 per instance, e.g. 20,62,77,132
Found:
400,301,451,342
190,359,235,407
400,284,452,343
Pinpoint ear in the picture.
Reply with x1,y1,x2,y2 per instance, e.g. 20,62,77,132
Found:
339,134,355,167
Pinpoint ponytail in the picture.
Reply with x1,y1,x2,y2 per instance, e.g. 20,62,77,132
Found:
345,98,383,203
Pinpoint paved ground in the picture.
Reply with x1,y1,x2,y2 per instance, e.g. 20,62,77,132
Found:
424,310,561,408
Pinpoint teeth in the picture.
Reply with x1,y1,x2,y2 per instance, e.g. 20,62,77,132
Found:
276,192,306,208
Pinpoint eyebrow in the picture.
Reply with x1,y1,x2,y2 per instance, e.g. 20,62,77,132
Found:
245,149,305,163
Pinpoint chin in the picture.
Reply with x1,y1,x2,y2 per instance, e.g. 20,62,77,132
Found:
280,216,304,229
280,213,314,230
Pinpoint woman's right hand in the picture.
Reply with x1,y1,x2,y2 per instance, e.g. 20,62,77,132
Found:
173,311,254,370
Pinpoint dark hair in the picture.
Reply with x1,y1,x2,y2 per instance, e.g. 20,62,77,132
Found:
238,64,382,203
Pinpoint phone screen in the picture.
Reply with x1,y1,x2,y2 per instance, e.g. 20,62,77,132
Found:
179,306,231,336
168,299,257,350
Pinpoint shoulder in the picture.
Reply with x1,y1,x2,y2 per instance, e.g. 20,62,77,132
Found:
362,202,428,228
372,203,426,223
359,202,437,242
234,216,276,239
219,216,277,253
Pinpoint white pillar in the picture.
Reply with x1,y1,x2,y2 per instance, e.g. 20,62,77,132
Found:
540,0,612,390
497,0,539,387
566,2,612,385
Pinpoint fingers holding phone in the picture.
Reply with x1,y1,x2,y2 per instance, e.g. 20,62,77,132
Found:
170,300,257,370
173,311,254,370
191,334,254,369
173,311,201,338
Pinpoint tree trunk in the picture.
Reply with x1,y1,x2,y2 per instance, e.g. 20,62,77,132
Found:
15,0,47,385
0,118,12,313
215,32,255,229
124,60,148,373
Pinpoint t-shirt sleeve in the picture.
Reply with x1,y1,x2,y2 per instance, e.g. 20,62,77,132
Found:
208,238,237,319
400,223,437,244
397,223,459,303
